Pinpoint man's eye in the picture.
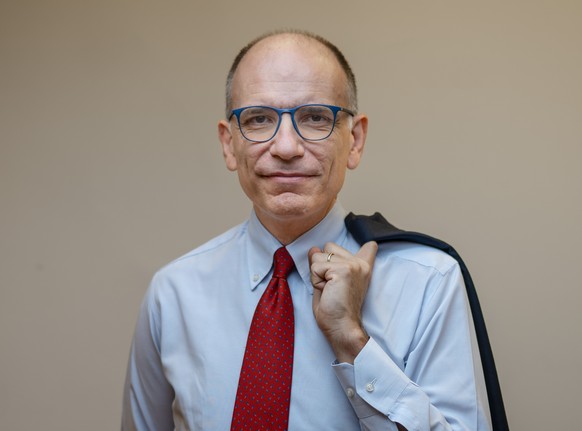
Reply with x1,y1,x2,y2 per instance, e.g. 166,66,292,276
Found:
252,115,268,124
242,114,275,128
299,112,333,125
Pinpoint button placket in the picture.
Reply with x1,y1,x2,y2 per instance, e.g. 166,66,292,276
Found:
346,387,355,398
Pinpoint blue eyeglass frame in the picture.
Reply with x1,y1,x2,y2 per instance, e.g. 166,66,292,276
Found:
228,103,356,143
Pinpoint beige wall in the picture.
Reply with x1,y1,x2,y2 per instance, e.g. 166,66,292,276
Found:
1,1,581,429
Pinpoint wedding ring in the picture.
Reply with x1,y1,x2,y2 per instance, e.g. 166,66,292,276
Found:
326,252,334,262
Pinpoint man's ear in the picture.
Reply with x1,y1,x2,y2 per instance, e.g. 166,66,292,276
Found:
347,113,368,170
218,120,238,171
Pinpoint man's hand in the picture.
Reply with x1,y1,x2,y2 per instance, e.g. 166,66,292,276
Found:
308,241,378,364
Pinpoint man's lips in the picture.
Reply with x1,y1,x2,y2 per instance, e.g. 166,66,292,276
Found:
258,170,318,178
257,171,318,186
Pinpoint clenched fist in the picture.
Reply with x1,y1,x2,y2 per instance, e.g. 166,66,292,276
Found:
308,241,378,363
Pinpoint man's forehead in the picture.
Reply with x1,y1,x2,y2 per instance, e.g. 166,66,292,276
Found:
236,34,340,77
247,33,331,58
240,79,342,108
231,35,346,102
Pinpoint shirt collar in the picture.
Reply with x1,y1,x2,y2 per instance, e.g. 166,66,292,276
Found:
245,203,349,294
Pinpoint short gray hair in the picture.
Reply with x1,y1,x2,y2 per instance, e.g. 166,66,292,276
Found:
224,30,358,117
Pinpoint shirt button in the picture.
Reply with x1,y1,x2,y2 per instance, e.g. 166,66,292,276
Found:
346,387,355,398
252,274,259,282
366,382,375,393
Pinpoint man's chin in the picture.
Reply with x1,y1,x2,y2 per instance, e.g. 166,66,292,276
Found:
264,193,311,217
257,193,333,222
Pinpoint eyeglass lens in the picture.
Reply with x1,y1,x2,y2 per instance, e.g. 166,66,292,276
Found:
238,105,336,142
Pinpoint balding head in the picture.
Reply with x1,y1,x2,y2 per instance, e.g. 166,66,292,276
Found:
224,30,358,116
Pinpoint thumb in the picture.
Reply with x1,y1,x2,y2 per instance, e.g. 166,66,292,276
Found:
312,284,322,312
308,246,323,265
355,241,378,267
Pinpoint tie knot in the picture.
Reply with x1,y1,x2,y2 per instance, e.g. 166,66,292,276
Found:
273,247,295,279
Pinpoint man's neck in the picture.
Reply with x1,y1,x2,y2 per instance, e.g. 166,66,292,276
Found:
254,202,336,245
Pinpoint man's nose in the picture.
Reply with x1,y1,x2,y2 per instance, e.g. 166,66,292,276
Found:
269,114,304,159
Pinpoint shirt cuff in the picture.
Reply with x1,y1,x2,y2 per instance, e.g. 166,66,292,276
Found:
332,337,411,422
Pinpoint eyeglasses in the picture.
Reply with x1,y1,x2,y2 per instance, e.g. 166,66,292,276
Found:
229,104,356,143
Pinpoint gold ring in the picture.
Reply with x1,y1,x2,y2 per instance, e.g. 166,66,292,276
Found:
326,252,334,262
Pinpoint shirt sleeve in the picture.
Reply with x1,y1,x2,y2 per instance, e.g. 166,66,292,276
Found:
122,275,175,431
332,263,491,431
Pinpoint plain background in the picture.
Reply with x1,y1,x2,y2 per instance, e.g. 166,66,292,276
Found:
1,1,581,429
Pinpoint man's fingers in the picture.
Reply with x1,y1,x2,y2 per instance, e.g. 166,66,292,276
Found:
309,242,378,291
308,246,323,264
355,241,378,268
309,246,327,290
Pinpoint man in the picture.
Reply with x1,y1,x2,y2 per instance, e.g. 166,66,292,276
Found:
122,30,491,430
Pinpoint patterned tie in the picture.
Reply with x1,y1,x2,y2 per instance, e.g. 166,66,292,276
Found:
231,247,295,431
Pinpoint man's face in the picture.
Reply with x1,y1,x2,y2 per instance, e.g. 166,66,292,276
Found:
218,35,367,237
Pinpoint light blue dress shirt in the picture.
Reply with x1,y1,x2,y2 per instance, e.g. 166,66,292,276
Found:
122,204,491,430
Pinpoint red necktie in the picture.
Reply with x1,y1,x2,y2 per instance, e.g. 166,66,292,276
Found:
231,247,295,431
